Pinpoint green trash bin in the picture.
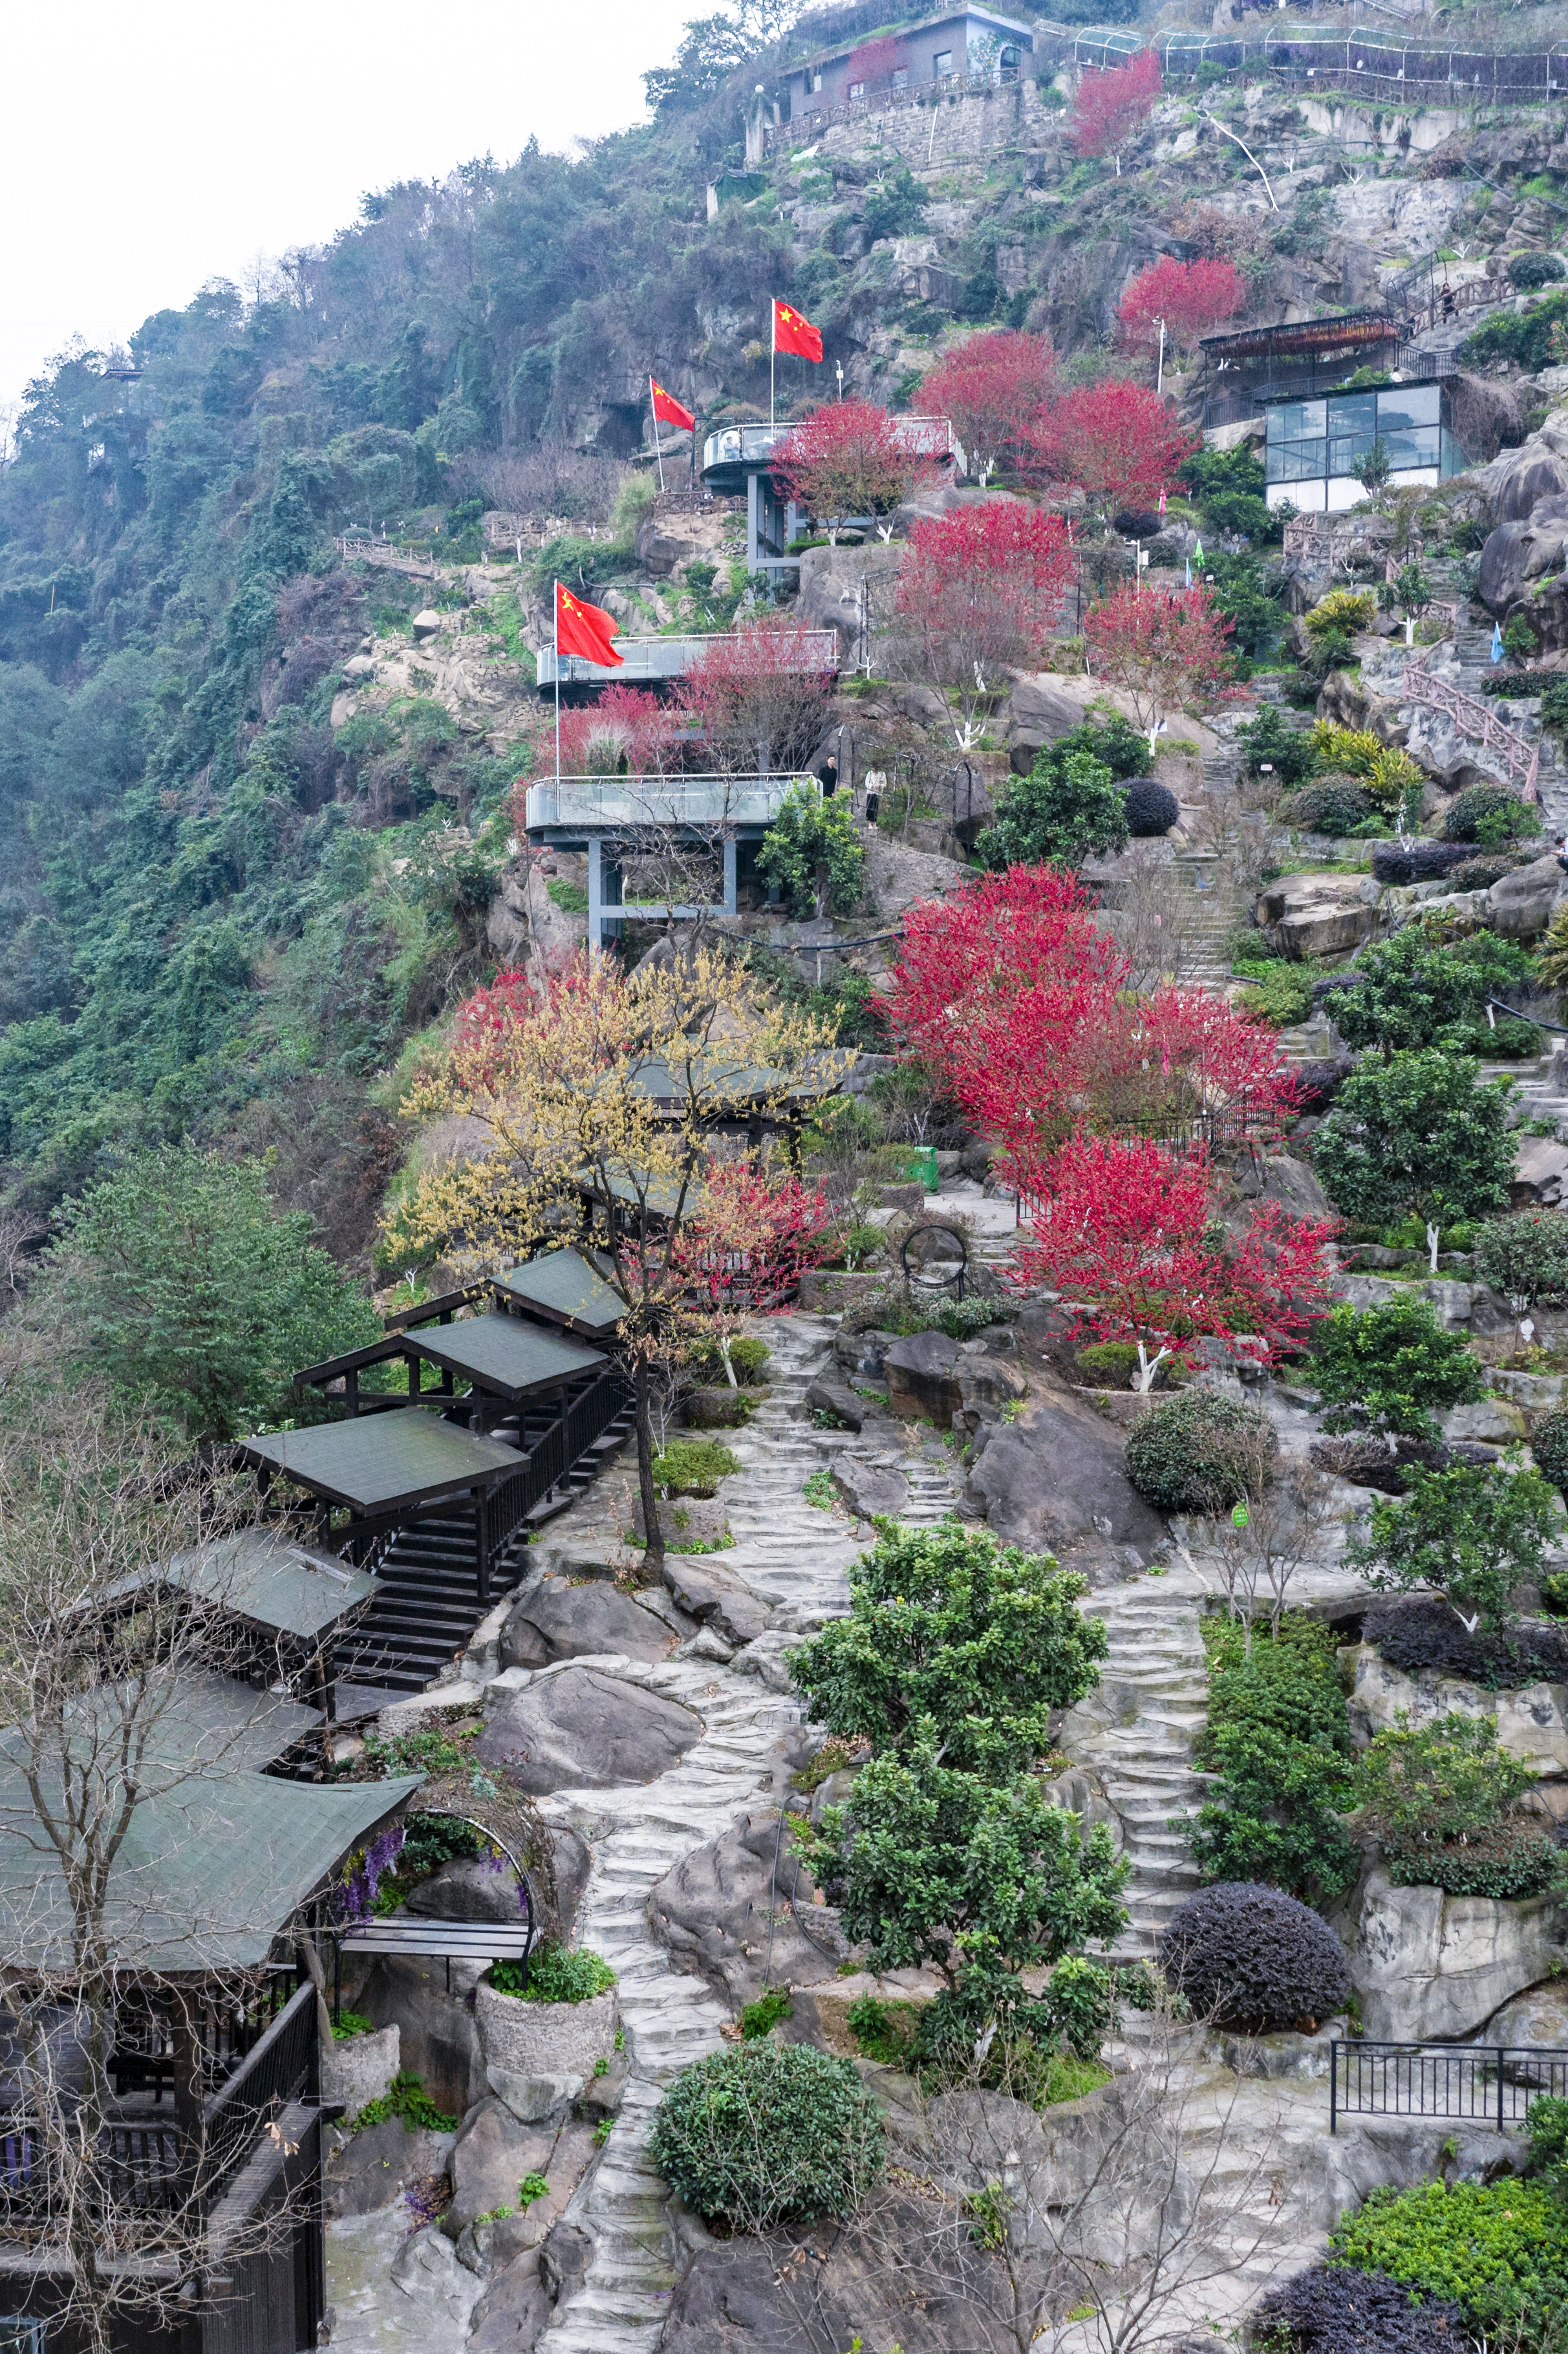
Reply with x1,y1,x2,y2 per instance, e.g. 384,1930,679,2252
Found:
905,1145,939,1192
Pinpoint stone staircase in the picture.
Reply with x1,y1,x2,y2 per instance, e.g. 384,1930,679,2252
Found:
1480,1050,1568,1139
1060,1579,1210,1961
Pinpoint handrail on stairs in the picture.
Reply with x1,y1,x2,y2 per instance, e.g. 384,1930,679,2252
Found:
1402,653,1540,803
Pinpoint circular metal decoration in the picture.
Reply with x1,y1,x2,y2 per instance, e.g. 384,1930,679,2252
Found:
900,1221,969,1301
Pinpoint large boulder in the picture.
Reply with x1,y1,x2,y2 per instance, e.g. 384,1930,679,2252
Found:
1487,852,1565,940
1348,1647,1568,1776
499,1579,674,1669
325,2116,457,2218
446,2098,558,2234
960,1383,1166,1578
1002,675,1090,776
403,1830,592,1947
830,1456,911,1519
658,2199,1013,2353
648,1806,852,2007
884,1330,962,1425
476,1667,701,1793
354,1954,486,2115
1256,871,1382,958
1343,1866,1566,2041
468,2223,593,2354
1479,495,1568,616
660,1555,773,1645
1511,1132,1568,1207
795,542,904,656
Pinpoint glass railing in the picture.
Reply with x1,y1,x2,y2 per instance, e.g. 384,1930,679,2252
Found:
535,631,839,686
524,773,810,830
702,416,952,473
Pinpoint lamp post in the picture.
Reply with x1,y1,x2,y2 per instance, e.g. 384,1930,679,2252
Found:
835,360,844,400
1155,317,1168,398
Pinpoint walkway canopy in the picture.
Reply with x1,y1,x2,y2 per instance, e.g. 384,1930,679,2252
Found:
400,1312,605,1406
237,1412,524,1522
497,1248,625,1341
0,1728,420,1977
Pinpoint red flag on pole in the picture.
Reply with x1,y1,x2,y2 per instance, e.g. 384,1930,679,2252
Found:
650,378,696,431
555,583,622,667
772,299,822,362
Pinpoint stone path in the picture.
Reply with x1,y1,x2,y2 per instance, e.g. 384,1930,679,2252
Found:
530,1313,866,2350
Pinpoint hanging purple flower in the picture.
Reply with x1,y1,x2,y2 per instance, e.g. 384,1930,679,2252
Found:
334,1824,406,1923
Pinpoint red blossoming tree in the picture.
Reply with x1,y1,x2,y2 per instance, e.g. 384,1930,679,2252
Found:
1071,50,1161,161
555,686,683,776
1117,255,1245,353
1011,1132,1335,1391
890,866,1299,1163
891,863,1126,1136
774,399,935,542
1025,378,1197,519
917,330,1058,484
894,501,1075,748
671,1160,835,1381
680,612,839,773
1082,581,1238,733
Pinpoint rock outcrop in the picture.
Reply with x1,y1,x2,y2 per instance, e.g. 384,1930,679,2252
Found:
476,1667,702,1791
1343,1866,1565,2041
961,1382,1166,1577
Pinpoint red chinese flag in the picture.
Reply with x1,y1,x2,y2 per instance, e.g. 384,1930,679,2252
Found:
650,378,696,431
772,299,822,362
555,582,623,667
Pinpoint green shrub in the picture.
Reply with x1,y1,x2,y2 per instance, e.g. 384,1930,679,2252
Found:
1474,1211,1568,1306
489,1945,616,2003
1304,590,1376,644
1310,1297,1485,1443
835,1220,885,1269
1327,2180,1568,2338
684,1335,771,1385
1347,1458,1560,1635
787,1518,1108,1776
1278,777,1373,836
1238,965,1315,1028
1443,784,1534,845
649,2044,886,2230
1349,1712,1560,1896
757,783,866,917
332,2011,376,2040
350,2071,457,2133
738,1986,793,2038
545,878,589,913
1533,1405,1568,1497
1510,253,1568,290
1074,1340,1141,1388
650,1438,741,1495
976,747,1130,870
1123,1391,1276,1514
1189,1613,1357,1899
846,1992,920,2066
1527,2091,1568,2190
1237,706,1318,789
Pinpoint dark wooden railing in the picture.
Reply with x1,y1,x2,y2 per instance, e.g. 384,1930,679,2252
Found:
111,1967,302,2102
487,1365,630,1553
0,1981,318,2225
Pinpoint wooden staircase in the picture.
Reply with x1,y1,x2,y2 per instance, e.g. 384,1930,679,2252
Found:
339,1380,634,1693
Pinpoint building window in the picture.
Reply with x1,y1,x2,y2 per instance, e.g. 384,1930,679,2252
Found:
892,65,908,87
1000,44,1020,78
810,70,822,91
933,48,952,74
848,78,865,98
0,2324,45,2354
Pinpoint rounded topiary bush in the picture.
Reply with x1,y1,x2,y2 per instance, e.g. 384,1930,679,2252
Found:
1158,1881,1349,2029
1123,1390,1276,1513
649,2042,886,2231
1510,252,1567,290
1442,784,1532,845
1252,2260,1465,2354
1370,840,1473,887
1280,777,1373,837
1122,777,1179,836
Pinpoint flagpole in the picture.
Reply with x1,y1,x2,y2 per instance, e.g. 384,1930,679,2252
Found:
770,306,776,429
553,581,561,783
650,375,665,494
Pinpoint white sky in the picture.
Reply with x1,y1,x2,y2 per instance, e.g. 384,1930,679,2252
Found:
2,0,701,413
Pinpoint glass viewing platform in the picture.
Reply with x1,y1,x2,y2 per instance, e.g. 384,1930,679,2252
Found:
535,629,839,692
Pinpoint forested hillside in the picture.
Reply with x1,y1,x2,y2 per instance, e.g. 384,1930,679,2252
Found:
0,0,1555,1270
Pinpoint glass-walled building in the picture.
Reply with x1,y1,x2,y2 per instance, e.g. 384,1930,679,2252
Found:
1264,380,1466,514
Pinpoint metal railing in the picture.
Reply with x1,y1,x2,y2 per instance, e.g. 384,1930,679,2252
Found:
524,772,810,832
536,629,839,689
200,1977,317,2199
1331,2038,1568,2132
1054,23,1568,96
486,1365,630,1549
701,416,952,474
111,1966,302,2102
335,537,438,580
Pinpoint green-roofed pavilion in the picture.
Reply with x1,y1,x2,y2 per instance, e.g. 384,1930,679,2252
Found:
497,1249,623,1341
0,1740,420,1976
403,1312,605,1403
162,1529,376,1639
238,1410,524,1517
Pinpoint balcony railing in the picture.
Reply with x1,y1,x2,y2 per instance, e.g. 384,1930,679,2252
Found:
524,773,810,833
1331,2038,1568,2132
536,630,839,690
702,416,952,477
0,1980,319,2230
